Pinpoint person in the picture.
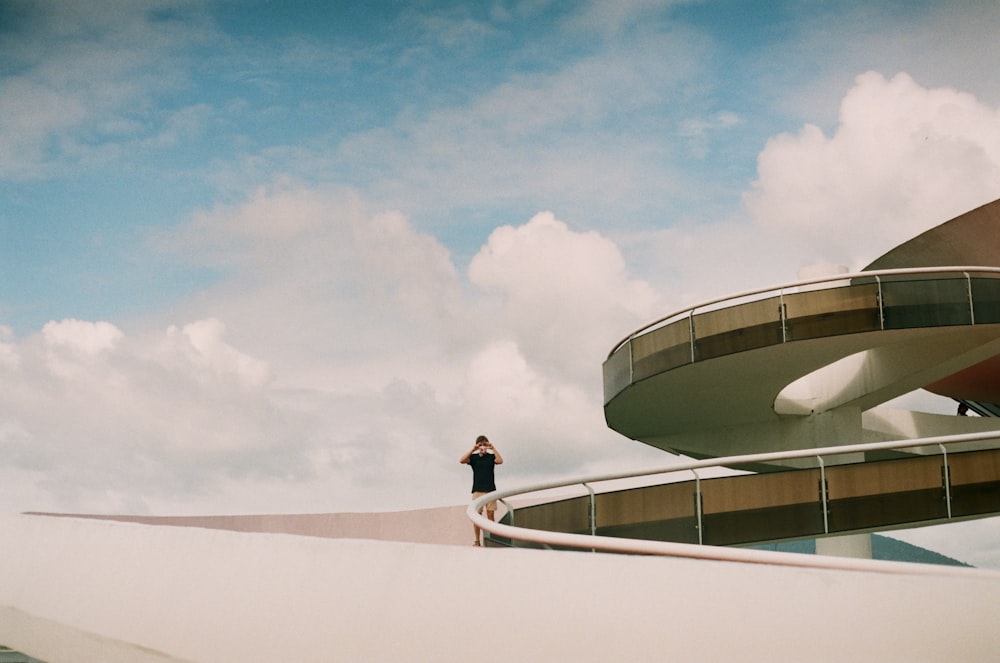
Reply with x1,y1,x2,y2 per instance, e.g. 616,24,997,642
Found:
460,435,504,546
958,403,969,416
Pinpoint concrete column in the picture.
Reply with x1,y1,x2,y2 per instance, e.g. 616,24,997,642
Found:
816,533,872,559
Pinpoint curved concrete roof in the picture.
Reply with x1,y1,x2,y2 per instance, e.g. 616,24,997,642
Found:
865,196,1000,270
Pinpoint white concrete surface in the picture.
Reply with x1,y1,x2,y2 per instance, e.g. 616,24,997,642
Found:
27,504,473,546
816,533,873,559
2,513,1000,662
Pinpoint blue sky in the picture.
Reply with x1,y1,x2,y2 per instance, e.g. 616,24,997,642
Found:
3,0,1000,565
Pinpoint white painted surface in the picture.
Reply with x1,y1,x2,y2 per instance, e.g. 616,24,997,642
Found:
816,533,873,559
2,514,1000,662
30,504,473,546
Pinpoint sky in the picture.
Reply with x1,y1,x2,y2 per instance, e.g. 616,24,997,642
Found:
3,0,1000,566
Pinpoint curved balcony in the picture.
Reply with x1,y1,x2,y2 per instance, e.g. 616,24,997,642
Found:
603,266,1000,451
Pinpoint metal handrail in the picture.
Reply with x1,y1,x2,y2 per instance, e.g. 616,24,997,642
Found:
469,431,1000,576
606,266,1000,359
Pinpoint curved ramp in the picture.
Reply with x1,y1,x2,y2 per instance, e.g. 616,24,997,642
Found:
3,513,1000,663
502,443,1000,547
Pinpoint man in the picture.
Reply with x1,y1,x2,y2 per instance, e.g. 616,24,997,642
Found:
460,435,504,546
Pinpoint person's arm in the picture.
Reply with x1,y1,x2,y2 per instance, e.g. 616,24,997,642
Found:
488,442,503,465
459,445,476,464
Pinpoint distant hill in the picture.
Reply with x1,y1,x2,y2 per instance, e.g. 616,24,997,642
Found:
752,535,972,567
872,535,971,567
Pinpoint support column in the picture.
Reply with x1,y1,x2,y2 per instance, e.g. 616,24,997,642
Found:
816,533,872,559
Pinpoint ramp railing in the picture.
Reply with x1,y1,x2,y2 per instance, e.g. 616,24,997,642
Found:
469,431,1000,576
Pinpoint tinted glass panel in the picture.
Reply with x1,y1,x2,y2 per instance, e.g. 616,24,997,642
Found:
881,277,972,329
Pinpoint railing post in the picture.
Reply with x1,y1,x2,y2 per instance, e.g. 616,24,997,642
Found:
965,272,975,325
582,483,597,537
688,310,696,363
500,498,513,526
818,456,829,534
691,470,703,545
627,337,634,385
939,445,953,519
489,499,514,548
779,290,787,343
876,275,884,330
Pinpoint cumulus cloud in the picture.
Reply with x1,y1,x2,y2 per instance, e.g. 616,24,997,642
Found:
636,72,1000,309
159,319,271,389
744,71,1000,269
469,211,661,379
164,183,467,389
42,319,123,353
0,326,21,370
0,190,666,514
0,314,308,511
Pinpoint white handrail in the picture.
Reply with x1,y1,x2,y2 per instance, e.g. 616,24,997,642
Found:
468,431,1000,577
606,265,1000,358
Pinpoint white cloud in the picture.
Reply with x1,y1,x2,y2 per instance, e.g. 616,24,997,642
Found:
0,315,304,511
42,319,123,355
0,189,670,514
678,111,743,159
160,319,271,390
41,319,124,379
744,71,1000,270
628,72,1000,328
469,211,661,379
165,183,467,389
0,0,209,179
0,326,20,370
331,25,706,221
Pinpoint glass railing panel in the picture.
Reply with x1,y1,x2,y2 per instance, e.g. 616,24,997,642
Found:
699,469,824,545
881,276,972,329
594,482,699,544
825,456,946,532
971,276,1000,324
948,448,1000,518
630,319,692,382
783,283,881,341
513,495,591,535
602,342,633,404
692,296,783,360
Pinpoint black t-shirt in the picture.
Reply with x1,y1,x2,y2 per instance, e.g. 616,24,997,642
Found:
468,452,497,493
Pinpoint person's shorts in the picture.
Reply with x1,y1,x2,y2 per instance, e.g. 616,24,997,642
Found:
472,492,497,513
